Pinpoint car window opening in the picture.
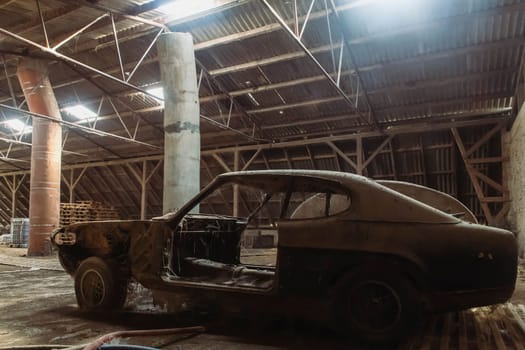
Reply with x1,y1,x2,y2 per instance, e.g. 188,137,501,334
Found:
164,176,352,291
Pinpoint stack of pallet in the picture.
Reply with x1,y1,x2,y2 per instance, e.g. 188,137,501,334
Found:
60,201,119,226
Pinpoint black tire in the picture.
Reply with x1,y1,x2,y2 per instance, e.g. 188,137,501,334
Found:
335,267,421,344
74,256,128,311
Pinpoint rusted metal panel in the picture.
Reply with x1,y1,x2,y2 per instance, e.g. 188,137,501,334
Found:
50,170,518,344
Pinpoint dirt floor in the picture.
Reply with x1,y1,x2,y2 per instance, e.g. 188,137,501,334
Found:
1,246,525,350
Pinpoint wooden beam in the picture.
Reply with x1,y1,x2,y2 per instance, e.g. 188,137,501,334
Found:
495,202,511,223
451,139,458,197
356,137,363,175
306,145,317,170
233,151,239,217
480,196,510,203
211,153,232,172
451,127,493,223
388,139,398,180
467,157,503,164
465,123,504,157
104,166,141,215
124,160,162,220
471,168,504,193
283,149,293,169
420,136,428,186
202,158,232,212
362,135,393,170
202,113,510,155
326,141,357,171
260,150,271,170
0,180,17,223
333,148,342,171
206,17,523,77
246,96,343,115
241,148,261,171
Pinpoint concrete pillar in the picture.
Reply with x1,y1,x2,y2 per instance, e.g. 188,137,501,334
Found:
158,32,200,214
17,59,62,256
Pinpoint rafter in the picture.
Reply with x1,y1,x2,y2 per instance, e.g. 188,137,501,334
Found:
260,0,373,129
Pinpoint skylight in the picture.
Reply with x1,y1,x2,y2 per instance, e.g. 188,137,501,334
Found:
147,87,164,100
158,0,218,21
63,104,97,121
4,119,31,133
146,87,165,107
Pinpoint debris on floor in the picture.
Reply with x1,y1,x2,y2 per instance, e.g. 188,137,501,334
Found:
2,247,525,349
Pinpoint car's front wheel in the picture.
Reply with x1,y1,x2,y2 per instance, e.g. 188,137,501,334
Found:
335,268,421,344
74,256,127,311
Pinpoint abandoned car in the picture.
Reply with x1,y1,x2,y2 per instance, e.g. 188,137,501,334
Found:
51,170,518,343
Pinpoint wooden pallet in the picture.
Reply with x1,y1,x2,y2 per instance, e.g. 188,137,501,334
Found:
399,303,525,350
60,201,119,225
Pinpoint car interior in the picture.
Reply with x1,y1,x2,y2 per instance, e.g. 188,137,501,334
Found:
164,175,352,291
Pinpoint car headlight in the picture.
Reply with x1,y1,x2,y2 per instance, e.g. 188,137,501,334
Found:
54,232,76,245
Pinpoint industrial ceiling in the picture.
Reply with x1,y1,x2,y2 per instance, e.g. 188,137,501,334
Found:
0,0,523,224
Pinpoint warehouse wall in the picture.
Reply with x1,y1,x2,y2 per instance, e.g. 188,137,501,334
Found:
508,103,525,256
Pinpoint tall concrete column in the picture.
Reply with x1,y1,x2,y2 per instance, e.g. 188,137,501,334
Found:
17,59,62,256
158,32,200,214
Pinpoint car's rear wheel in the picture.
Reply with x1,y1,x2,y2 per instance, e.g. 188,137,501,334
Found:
74,256,127,311
335,268,421,344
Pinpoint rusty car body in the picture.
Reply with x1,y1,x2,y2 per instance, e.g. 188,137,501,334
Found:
51,170,517,343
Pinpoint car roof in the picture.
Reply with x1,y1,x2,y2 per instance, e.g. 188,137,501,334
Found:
216,170,459,224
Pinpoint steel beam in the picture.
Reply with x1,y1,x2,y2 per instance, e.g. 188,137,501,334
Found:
260,0,372,128
202,113,511,154
0,103,161,149
0,112,512,179
0,27,160,100
68,0,167,30
53,13,109,50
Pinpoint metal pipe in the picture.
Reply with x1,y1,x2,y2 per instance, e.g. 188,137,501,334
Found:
35,0,49,48
111,14,126,80
293,0,299,35
299,0,316,40
2,54,17,106
83,326,205,350
0,27,161,101
328,0,379,129
200,114,270,142
260,0,371,128
126,27,165,82
53,13,109,50
324,0,336,74
71,0,168,30
336,38,344,86
17,58,61,256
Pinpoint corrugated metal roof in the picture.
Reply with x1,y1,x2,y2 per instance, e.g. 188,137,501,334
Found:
0,0,519,224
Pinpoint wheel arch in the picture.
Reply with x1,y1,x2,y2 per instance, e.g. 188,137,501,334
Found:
55,221,136,275
329,252,430,296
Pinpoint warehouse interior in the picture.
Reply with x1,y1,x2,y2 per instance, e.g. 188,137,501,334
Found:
1,0,525,348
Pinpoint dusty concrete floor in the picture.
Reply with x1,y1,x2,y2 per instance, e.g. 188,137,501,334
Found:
1,246,525,350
